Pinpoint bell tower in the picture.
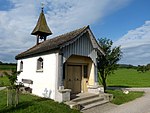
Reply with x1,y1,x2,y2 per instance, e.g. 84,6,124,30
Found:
31,4,52,44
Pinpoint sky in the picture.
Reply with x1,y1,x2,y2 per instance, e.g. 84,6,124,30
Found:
0,0,150,66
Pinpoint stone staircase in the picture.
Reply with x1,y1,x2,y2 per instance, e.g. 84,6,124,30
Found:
65,93,113,110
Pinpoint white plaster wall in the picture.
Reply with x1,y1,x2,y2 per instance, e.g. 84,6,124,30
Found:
17,53,57,100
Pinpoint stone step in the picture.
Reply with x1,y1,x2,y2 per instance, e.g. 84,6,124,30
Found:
72,93,99,102
78,96,104,106
65,93,112,110
81,100,109,110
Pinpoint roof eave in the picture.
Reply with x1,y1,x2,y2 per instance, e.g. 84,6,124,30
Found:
15,47,60,60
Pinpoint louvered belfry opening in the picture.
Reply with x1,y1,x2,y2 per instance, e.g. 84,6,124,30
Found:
31,7,52,44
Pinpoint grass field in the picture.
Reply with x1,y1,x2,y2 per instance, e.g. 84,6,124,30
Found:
107,90,144,105
0,64,16,70
107,68,150,87
0,90,80,113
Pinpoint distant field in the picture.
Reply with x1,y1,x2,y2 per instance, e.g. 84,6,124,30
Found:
0,64,16,70
107,68,150,87
0,64,17,86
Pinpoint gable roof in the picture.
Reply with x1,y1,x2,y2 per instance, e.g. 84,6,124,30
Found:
15,26,104,60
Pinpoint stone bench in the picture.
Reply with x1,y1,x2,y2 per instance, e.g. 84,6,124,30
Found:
20,79,33,93
22,79,33,84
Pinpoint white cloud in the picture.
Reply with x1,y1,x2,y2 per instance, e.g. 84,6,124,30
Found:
114,21,150,48
114,21,150,65
0,0,132,62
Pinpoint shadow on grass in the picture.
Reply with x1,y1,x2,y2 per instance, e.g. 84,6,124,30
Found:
0,98,49,113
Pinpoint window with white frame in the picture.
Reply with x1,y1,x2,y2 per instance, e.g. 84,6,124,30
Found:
20,61,23,71
37,57,43,72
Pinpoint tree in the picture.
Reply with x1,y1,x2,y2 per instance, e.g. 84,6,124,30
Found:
146,64,150,71
137,65,149,73
97,38,122,93
4,70,18,87
3,70,22,107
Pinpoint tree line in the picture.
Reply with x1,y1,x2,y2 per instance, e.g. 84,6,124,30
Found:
117,64,150,73
0,61,16,65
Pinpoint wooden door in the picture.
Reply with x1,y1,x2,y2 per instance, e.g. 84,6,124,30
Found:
67,65,81,94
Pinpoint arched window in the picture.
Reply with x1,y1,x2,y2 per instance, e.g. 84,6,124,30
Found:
20,61,23,71
37,57,43,71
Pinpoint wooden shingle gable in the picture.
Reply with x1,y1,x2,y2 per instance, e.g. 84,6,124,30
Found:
62,31,94,62
61,26,105,56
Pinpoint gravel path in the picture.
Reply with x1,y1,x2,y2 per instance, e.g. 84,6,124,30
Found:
83,88,150,113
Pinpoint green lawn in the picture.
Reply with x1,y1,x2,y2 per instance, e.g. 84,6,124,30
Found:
107,90,144,105
0,90,80,113
107,68,150,87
